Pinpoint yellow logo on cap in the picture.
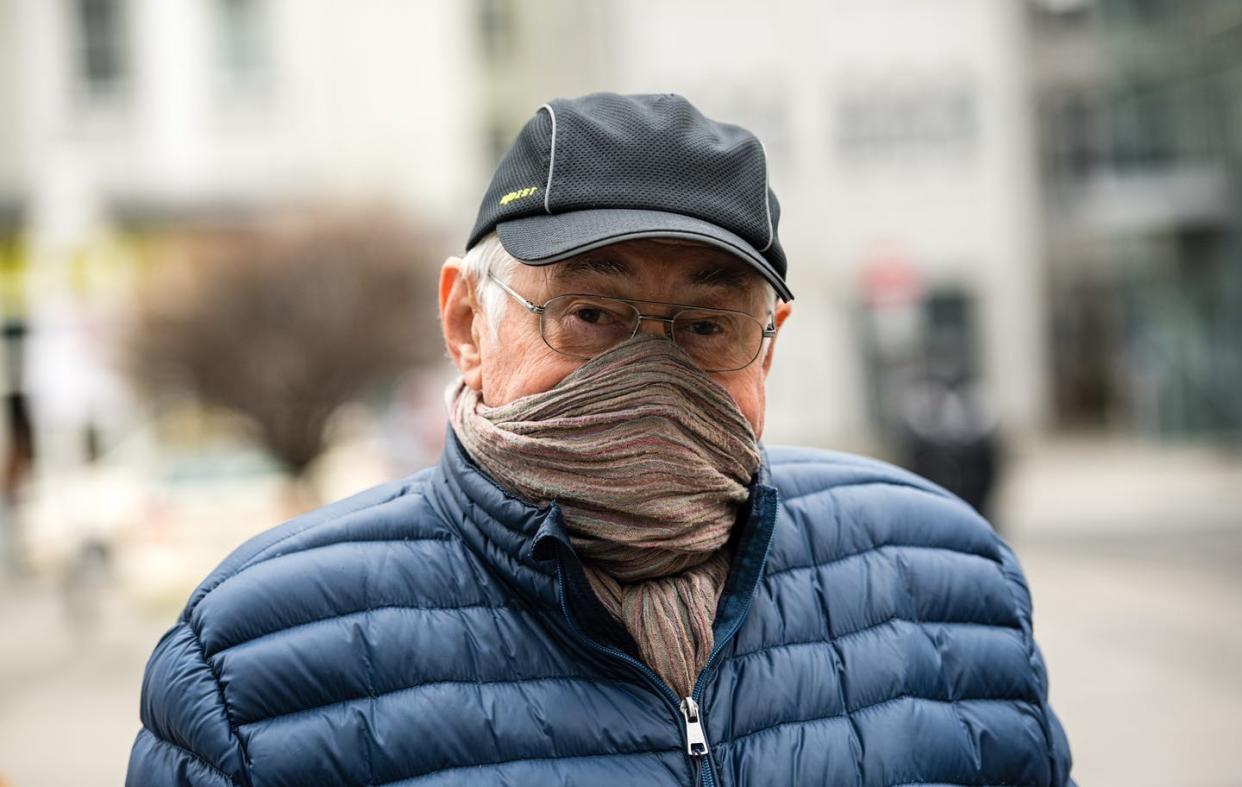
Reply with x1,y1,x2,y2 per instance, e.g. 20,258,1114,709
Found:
499,186,540,206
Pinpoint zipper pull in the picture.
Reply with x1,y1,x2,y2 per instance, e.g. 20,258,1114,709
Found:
680,696,709,756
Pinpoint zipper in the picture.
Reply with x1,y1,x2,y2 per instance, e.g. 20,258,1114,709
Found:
681,697,715,787
684,608,748,787
553,557,713,784
551,486,777,787
680,697,709,756
686,488,779,787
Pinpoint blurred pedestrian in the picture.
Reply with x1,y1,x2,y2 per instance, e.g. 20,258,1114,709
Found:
126,93,1073,786
896,359,1002,521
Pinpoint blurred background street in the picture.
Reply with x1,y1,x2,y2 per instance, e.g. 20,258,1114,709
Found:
1,0,1240,784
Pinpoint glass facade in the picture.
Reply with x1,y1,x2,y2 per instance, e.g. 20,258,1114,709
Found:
1034,0,1242,443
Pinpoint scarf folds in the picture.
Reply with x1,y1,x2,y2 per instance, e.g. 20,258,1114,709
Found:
449,333,761,697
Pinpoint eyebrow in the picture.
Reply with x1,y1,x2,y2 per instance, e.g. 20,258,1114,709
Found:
687,266,753,292
550,257,631,281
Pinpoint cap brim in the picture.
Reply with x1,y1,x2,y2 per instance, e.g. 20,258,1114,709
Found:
495,208,794,301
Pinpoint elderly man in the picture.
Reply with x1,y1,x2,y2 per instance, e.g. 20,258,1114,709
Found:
127,93,1074,786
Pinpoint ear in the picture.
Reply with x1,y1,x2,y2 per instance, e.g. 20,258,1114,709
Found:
759,299,792,377
439,256,484,391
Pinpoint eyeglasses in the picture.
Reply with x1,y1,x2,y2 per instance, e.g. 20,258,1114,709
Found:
487,272,776,373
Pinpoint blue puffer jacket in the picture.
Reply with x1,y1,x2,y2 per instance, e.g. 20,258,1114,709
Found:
127,428,1074,786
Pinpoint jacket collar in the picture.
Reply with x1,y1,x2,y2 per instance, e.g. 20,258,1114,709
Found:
427,424,782,652
425,425,563,610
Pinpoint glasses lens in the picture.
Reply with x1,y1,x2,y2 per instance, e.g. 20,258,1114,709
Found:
672,309,763,372
542,295,640,358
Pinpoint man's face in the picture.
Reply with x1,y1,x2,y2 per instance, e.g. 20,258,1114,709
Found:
440,238,792,439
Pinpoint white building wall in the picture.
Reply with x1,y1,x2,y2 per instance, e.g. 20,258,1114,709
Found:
594,0,1047,447
268,0,486,227
11,0,484,224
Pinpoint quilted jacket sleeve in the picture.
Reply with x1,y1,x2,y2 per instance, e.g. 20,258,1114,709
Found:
125,618,250,787
1034,638,1077,787
995,539,1076,787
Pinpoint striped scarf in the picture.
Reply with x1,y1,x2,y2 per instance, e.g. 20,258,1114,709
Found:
448,333,761,697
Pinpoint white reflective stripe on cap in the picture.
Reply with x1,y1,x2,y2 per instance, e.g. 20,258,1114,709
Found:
541,103,557,214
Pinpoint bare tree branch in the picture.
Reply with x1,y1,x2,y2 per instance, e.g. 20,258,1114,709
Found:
124,211,442,477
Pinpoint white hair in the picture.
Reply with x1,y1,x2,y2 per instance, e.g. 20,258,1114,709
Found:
459,232,518,340
459,232,782,340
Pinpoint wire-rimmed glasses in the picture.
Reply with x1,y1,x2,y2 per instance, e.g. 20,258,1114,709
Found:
488,272,776,373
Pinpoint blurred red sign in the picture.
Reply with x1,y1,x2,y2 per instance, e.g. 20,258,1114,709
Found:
860,245,923,307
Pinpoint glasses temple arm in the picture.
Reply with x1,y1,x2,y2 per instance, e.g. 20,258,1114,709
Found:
487,271,545,315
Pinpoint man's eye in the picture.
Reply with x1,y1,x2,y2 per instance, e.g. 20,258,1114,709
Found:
687,319,724,336
574,308,612,325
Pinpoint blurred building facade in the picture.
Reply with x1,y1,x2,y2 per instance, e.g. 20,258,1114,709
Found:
1,0,1240,569
1030,0,1242,443
0,0,487,568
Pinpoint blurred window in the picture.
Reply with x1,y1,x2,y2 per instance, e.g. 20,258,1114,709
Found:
1109,81,1173,168
217,0,268,92
477,0,515,63
1040,88,1103,184
835,75,978,163
1107,0,1171,26
1028,0,1096,31
1171,77,1222,162
76,0,127,96
1028,0,1097,35
486,119,511,168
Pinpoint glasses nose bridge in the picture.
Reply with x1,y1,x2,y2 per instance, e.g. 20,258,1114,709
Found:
632,311,676,337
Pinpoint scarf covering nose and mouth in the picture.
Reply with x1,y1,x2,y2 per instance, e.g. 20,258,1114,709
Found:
448,332,762,697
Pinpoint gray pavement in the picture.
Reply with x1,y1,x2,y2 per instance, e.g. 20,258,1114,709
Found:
1015,536,1242,787
0,579,171,787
